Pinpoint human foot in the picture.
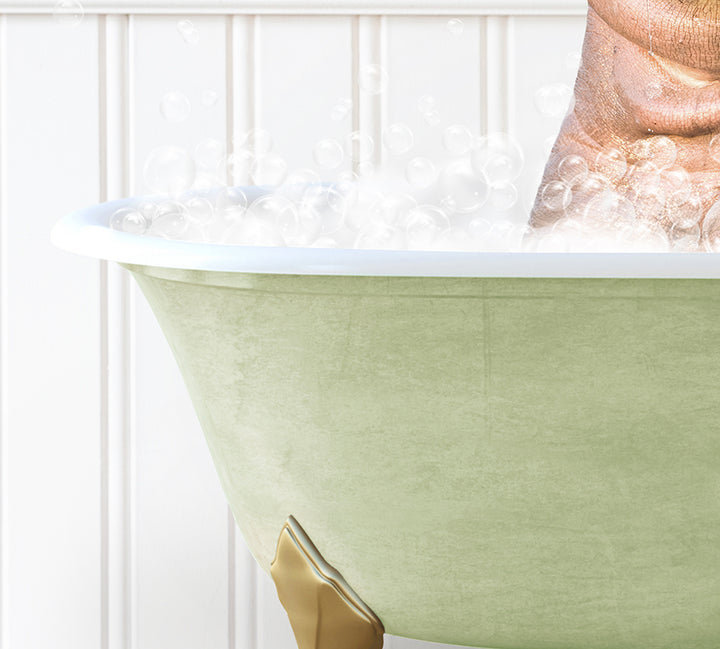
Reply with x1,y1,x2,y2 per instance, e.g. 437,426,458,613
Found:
530,1,720,244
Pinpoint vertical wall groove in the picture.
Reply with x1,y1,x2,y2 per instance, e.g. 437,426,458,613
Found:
483,15,511,134
251,15,260,139
378,14,388,169
225,16,235,185
227,15,257,648
0,13,8,649
100,13,133,649
351,14,359,155
505,16,516,134
229,15,254,184
98,15,110,649
224,21,237,649
126,17,138,649
354,15,382,174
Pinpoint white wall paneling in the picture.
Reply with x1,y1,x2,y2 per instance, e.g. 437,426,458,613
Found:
0,6,586,649
0,14,8,649
0,1,587,15
131,17,233,649
513,15,585,214
3,14,102,649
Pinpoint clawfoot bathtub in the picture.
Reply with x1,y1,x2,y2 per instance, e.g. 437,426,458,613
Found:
53,191,720,649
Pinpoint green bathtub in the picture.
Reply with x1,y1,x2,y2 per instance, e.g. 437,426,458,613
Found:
53,195,720,649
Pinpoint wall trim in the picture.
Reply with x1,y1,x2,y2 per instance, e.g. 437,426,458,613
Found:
0,1,587,15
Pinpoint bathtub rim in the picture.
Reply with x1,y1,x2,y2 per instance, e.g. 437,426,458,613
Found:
51,192,720,278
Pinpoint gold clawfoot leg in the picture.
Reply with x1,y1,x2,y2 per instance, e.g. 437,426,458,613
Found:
270,516,385,649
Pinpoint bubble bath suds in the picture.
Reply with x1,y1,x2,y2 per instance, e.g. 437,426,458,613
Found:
108,18,720,253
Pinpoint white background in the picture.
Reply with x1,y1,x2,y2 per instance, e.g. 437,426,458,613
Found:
0,2,585,648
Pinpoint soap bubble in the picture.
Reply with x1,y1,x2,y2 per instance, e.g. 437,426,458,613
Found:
331,98,352,121
534,83,574,118
192,172,224,190
279,170,322,203
417,95,436,114
346,132,374,163
251,154,288,185
442,125,473,156
184,195,215,226
467,216,491,240
310,236,340,248
541,181,572,212
669,222,701,251
371,193,417,226
215,186,248,223
225,150,254,185
302,186,346,234
355,222,402,250
492,222,527,252
245,128,274,156
662,166,691,193
160,91,191,123
536,230,571,253
284,202,324,246
249,195,307,245
558,154,589,187
489,183,518,211
53,0,84,27
286,169,321,187
471,132,524,185
358,161,375,178
177,19,200,45
446,18,464,35
433,226,476,252
423,109,442,127
110,207,147,234
313,139,344,169
405,157,437,187
632,191,666,223
136,200,159,222
565,173,611,220
625,220,670,251
359,64,389,95
703,199,720,250
143,146,196,195
225,216,285,247
626,159,662,198
595,148,627,182
709,134,720,164
343,187,383,231
148,201,190,239
404,205,450,250
632,136,676,169
666,191,704,229
440,196,457,215
194,138,225,170
248,194,296,225
382,124,414,155
439,160,489,213
583,190,635,226
201,90,219,107
336,170,359,184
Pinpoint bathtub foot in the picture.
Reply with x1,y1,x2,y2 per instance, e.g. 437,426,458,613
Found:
270,516,384,649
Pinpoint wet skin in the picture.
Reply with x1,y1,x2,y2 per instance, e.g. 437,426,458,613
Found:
531,0,720,229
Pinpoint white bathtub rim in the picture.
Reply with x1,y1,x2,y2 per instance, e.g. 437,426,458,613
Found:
52,195,720,278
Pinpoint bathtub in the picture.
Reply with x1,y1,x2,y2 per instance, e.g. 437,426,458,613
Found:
53,190,720,649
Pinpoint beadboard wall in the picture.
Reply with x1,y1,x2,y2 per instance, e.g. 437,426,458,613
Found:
0,3,585,649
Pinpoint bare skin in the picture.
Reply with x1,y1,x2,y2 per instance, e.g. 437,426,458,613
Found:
530,0,720,234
